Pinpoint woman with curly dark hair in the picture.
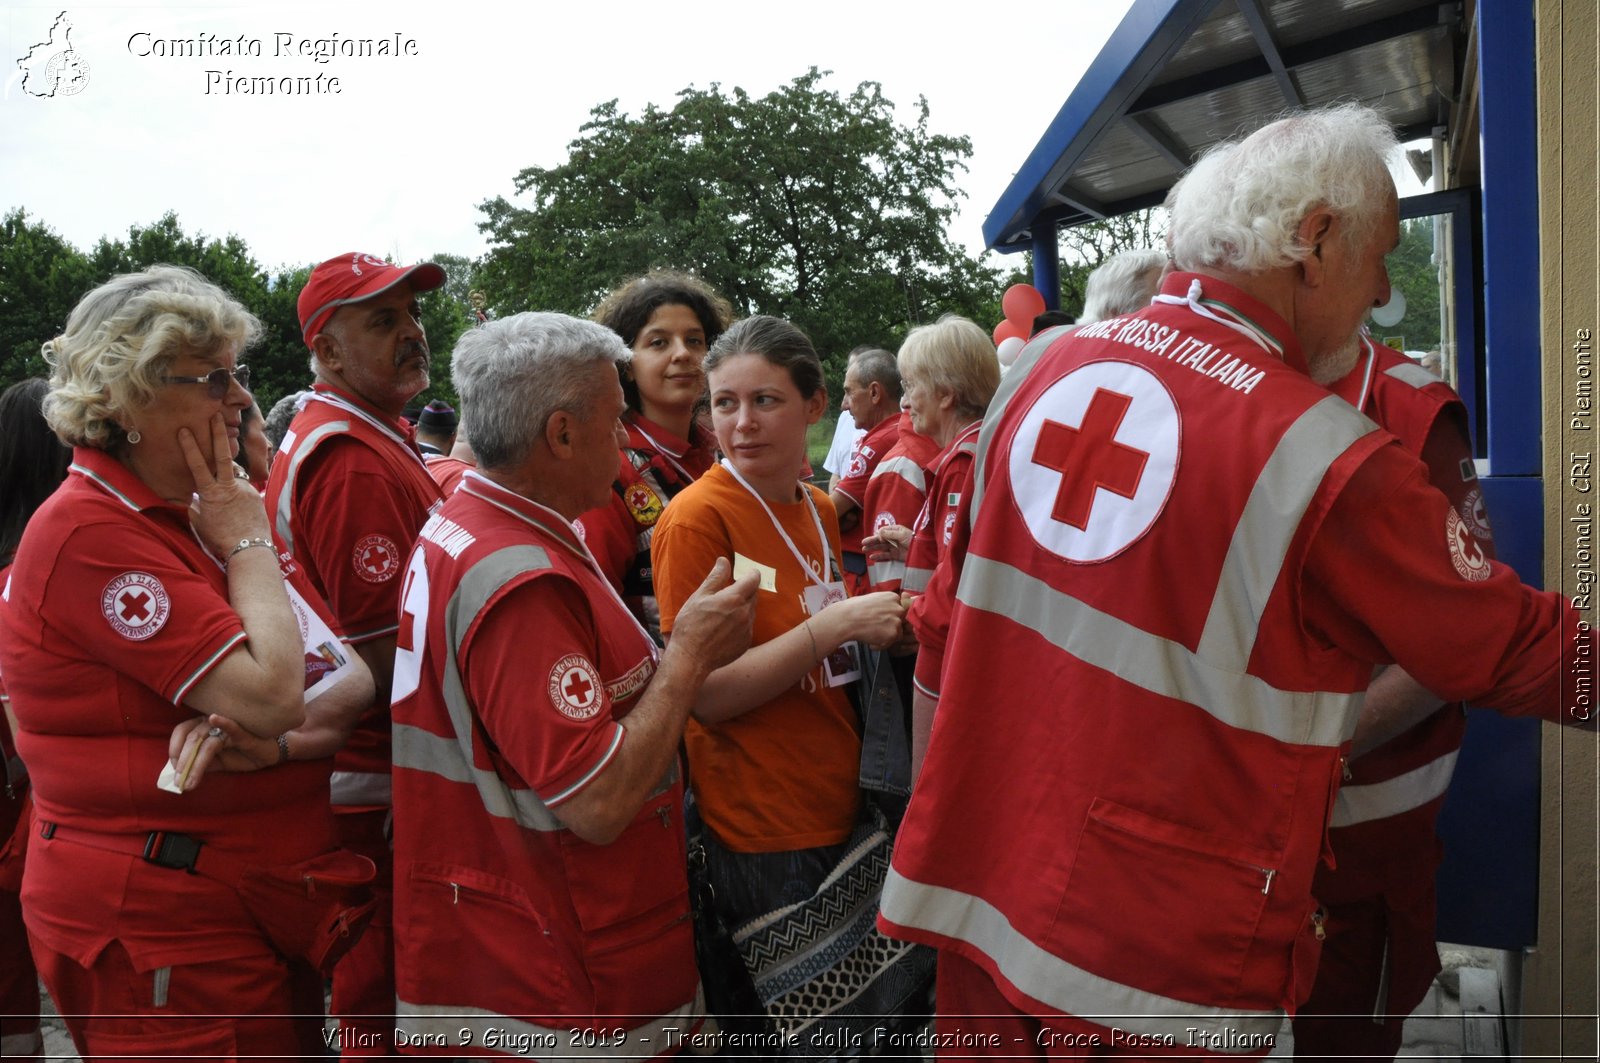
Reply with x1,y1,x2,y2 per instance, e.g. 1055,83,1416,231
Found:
576,270,734,642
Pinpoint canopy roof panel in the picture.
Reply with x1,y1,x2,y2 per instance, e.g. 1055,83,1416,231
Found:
984,0,1461,251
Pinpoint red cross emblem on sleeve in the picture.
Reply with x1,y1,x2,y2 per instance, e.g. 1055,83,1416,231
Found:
101,571,171,640
1008,362,1180,563
353,534,400,583
549,654,602,719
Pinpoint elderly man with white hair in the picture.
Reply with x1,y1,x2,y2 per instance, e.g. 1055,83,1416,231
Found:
387,313,758,1053
1077,248,1168,325
878,103,1589,1057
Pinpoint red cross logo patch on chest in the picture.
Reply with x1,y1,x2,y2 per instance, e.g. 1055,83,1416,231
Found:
1007,361,1180,562
101,571,171,640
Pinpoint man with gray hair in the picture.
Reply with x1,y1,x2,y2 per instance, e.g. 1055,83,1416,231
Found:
389,313,757,1051
879,103,1588,1055
830,345,904,588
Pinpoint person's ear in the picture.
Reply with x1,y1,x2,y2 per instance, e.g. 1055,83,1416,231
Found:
545,410,575,458
1297,209,1337,287
805,389,828,425
310,331,341,371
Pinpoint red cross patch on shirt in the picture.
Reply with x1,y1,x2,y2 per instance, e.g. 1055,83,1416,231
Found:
101,571,171,641
549,653,602,720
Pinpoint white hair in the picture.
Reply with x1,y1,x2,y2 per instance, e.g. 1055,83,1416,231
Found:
450,312,629,469
1079,249,1168,324
1166,103,1399,275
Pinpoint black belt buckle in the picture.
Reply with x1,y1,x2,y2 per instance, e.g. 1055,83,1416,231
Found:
142,831,202,873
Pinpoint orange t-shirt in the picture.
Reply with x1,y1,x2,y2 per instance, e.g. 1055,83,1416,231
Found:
652,463,861,853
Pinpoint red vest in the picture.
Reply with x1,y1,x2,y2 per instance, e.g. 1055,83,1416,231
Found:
882,275,1394,1042
390,473,699,1051
1320,339,1488,894
265,386,442,807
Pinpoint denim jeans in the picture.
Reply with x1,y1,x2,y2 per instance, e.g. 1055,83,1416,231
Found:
700,830,850,933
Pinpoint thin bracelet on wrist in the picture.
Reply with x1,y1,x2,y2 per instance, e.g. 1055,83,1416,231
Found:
276,732,290,764
803,619,820,664
226,537,274,564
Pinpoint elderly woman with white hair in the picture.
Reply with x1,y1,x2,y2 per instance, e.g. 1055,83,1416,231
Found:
0,265,373,1059
1078,248,1169,324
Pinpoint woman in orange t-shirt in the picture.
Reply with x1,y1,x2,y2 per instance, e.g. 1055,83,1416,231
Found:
651,316,904,926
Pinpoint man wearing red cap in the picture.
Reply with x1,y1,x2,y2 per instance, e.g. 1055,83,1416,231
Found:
265,252,446,1055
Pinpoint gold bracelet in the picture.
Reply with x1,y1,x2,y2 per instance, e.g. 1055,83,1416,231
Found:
803,619,820,664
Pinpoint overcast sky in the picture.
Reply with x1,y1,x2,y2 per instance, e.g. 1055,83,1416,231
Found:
2,0,1138,274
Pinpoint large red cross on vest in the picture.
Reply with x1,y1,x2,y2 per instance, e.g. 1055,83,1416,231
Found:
1030,387,1150,531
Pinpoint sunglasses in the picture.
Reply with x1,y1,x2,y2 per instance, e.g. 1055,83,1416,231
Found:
161,365,251,400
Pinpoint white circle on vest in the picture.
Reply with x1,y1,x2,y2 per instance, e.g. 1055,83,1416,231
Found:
1007,360,1179,562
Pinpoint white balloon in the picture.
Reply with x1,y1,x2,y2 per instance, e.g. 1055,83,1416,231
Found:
1370,289,1407,328
997,335,1026,367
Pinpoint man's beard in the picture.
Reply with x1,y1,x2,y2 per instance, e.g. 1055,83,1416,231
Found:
1308,332,1364,386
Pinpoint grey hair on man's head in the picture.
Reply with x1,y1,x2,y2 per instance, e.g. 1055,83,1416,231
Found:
1078,249,1168,324
451,312,629,470
848,346,901,401
1166,103,1400,275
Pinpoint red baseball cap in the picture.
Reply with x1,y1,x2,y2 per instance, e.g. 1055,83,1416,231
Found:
298,252,447,347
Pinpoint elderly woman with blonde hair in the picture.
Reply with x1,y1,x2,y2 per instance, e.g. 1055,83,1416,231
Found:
862,313,1000,777
0,265,373,1059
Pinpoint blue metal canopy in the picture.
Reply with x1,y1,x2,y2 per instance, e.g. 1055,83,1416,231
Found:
984,0,1460,252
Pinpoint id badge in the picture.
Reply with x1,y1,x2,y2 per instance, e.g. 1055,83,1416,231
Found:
803,581,861,687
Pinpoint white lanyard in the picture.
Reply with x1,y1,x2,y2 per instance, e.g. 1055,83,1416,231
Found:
1151,278,1279,359
1353,333,1378,412
460,472,659,660
308,391,431,477
718,459,832,589
629,419,696,485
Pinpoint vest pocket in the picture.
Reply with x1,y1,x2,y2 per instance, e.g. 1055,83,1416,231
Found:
557,792,695,1015
1051,797,1280,1006
400,863,573,1006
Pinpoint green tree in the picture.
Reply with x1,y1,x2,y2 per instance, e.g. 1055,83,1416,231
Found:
0,209,96,385
478,68,1000,384
1376,216,1442,354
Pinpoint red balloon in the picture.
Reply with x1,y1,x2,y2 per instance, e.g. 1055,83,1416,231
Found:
1002,284,1047,327
993,319,1025,346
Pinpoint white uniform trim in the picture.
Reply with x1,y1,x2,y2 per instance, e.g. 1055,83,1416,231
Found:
1330,749,1460,827
879,872,1283,1047
395,986,705,1059
330,769,394,809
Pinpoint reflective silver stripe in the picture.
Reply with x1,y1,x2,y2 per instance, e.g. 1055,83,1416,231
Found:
901,565,932,593
273,419,350,551
1195,396,1378,668
392,544,679,830
879,870,1282,1046
867,559,906,585
331,771,392,807
958,555,1358,747
869,454,926,494
392,724,563,831
395,986,704,1060
1384,361,1442,391
1330,749,1460,827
